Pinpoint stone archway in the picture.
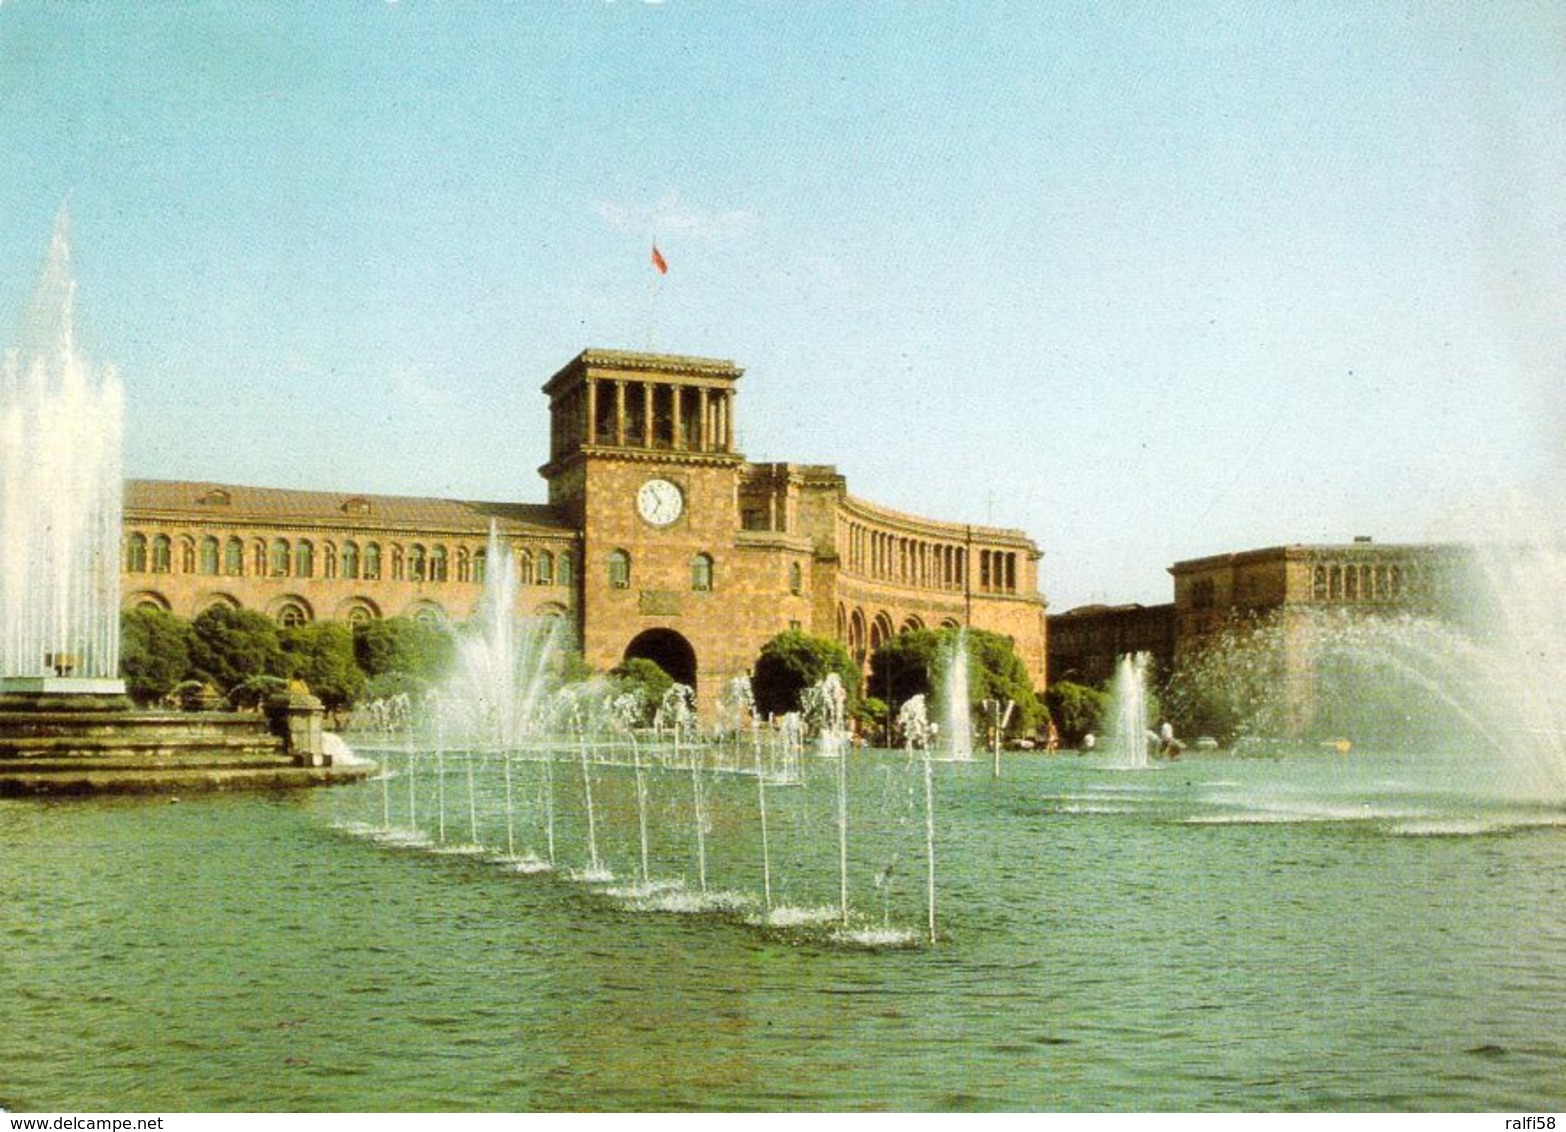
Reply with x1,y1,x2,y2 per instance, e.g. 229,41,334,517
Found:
623,627,698,691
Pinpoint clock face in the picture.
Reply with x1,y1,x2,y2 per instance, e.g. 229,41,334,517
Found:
636,478,684,526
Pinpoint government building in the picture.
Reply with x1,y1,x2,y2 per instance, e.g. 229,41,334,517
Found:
121,349,1048,717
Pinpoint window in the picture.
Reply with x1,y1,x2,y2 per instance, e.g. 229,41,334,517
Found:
408,544,426,582
391,545,405,581
742,508,768,531
788,561,802,595
536,551,553,585
557,551,573,587
342,541,361,580
269,539,291,577
277,602,308,629
364,542,382,580
1313,565,1328,601
322,542,337,580
200,536,220,576
179,538,195,574
691,553,713,592
295,539,314,579
608,549,631,589
251,540,266,577
430,545,448,582
346,605,374,627
125,533,148,573
456,547,471,583
473,548,486,584
151,534,172,574
518,550,533,585
225,537,245,576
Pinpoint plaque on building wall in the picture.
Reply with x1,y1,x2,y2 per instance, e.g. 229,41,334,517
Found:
638,590,682,616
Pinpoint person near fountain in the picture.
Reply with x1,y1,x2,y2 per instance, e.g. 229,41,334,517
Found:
1158,719,1183,759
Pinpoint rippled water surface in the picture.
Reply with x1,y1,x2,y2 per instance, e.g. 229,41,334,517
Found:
2,749,1562,1111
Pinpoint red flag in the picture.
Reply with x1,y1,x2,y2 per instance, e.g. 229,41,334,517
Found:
651,243,668,275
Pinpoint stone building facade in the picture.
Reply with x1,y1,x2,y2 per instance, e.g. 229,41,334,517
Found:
1167,539,1475,655
1046,602,1175,689
121,349,1047,717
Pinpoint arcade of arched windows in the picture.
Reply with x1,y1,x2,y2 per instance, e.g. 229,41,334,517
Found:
838,602,962,666
1310,562,1407,603
122,529,576,594
839,520,1021,595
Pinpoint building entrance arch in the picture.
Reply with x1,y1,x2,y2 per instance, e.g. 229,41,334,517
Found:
622,628,697,691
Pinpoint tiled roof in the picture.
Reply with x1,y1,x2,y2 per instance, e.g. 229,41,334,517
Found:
125,479,574,536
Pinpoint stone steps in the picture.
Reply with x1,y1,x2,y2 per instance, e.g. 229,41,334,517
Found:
0,734,286,758
0,762,373,797
0,747,293,772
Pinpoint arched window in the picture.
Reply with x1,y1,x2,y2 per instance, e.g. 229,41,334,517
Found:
517,550,534,585
151,534,172,574
691,552,713,592
322,542,338,580
430,545,448,582
363,542,382,580
456,547,472,583
126,533,148,573
200,536,220,576
277,602,308,629
178,537,195,574
536,551,554,585
342,541,361,580
1313,565,1328,601
389,544,405,581
557,551,573,587
295,539,314,579
269,539,291,577
473,548,487,584
608,549,631,589
345,605,375,627
225,537,245,576
251,540,267,577
408,544,426,583
789,561,802,595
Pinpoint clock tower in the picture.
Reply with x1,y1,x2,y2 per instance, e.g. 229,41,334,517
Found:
539,349,746,694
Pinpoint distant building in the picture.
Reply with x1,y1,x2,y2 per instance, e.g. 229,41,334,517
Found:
1166,539,1478,736
1046,602,1174,689
1167,539,1476,656
121,349,1048,717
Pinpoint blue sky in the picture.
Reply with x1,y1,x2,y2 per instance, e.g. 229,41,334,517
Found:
2,2,1561,608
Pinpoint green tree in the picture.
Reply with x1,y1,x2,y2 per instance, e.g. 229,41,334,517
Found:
608,657,674,725
750,630,862,717
119,607,195,705
869,627,1043,736
188,605,286,695
281,622,365,712
354,617,453,684
1044,681,1108,744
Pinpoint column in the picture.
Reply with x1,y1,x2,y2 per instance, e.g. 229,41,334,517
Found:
614,381,627,447
585,379,598,446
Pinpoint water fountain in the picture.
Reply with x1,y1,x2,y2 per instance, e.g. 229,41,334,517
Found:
0,212,369,793
938,630,973,761
1105,652,1153,769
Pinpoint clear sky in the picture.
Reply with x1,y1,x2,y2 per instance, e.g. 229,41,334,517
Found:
2,2,1560,609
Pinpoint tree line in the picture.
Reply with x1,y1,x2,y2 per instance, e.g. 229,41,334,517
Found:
120,607,1064,740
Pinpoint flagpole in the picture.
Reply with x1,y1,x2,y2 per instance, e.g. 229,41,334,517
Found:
645,273,661,353
645,238,666,352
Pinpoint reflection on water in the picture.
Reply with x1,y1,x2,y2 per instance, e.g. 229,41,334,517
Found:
1,750,1562,1111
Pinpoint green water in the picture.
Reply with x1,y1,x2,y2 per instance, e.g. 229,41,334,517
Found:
2,749,1562,1111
